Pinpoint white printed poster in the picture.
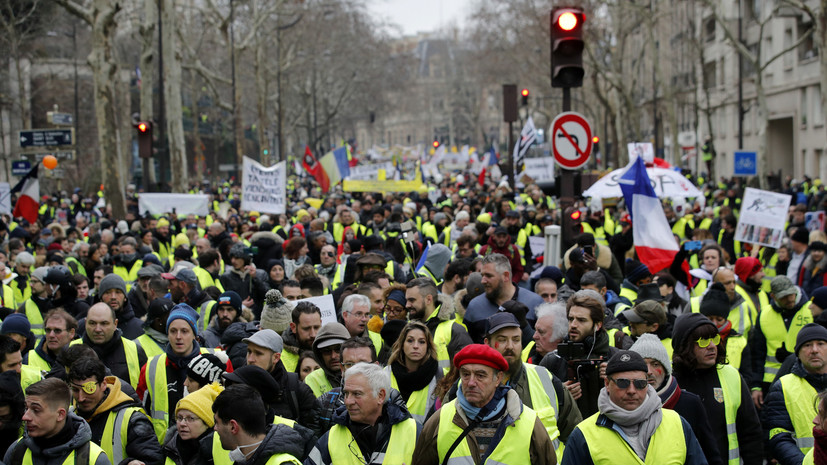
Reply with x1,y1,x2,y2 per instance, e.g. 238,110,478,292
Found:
517,157,556,186
241,156,286,214
628,142,655,164
297,294,337,326
139,193,210,216
347,162,395,180
735,187,792,248
0,183,10,216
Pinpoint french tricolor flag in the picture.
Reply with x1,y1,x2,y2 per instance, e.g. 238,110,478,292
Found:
11,165,39,224
619,157,678,273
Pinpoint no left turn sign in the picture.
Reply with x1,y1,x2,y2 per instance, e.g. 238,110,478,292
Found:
551,112,592,169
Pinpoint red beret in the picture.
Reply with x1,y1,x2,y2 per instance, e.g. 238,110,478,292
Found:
453,344,509,372
734,257,762,283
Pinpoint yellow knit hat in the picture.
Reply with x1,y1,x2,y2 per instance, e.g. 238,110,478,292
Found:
176,382,224,427
173,232,190,249
157,218,170,228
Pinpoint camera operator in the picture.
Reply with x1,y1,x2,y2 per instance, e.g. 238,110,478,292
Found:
220,243,270,318
540,290,619,419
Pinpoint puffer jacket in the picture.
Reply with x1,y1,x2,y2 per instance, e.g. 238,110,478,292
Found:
237,423,306,465
764,358,827,465
4,413,111,465
220,320,259,369
202,306,254,349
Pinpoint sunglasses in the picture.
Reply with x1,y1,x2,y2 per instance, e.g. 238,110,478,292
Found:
609,377,648,390
324,252,335,257
320,345,342,355
696,334,721,348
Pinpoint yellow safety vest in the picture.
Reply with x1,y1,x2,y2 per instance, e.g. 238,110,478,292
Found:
281,350,299,373
718,230,742,258
388,368,438,424
262,453,301,465
725,335,748,370
23,300,45,336
210,431,233,465
25,349,52,373
328,417,417,465
718,364,744,464
18,441,105,465
692,278,710,298
20,365,42,391
771,374,819,454
367,331,384,357
619,286,637,304
101,407,144,465
304,367,333,398
430,312,455,375
759,303,813,383
521,341,535,362
436,399,534,465
0,284,16,313
577,409,687,464
71,338,141,388
803,449,815,465
193,267,224,293
114,260,143,284
523,364,563,458
196,301,216,333
10,281,30,307
135,334,165,359
690,295,755,336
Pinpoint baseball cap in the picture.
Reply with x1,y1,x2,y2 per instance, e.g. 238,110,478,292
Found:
161,267,197,285
622,300,667,325
242,329,283,353
485,312,520,337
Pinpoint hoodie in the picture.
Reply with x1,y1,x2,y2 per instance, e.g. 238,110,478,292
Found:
311,323,351,390
422,244,451,282
78,376,163,465
5,413,110,465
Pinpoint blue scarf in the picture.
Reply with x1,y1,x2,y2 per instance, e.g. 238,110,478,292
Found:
456,385,509,422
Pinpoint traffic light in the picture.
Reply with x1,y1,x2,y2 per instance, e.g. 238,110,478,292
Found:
135,121,153,159
433,140,440,149
521,88,529,106
551,7,585,88
592,136,600,152
561,206,584,251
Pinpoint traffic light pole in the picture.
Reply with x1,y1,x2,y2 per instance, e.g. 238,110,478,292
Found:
559,87,574,210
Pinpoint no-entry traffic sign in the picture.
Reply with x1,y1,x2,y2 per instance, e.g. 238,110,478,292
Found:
551,112,592,169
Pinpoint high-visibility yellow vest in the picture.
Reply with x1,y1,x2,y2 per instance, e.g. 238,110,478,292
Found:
10,281,30,307
523,364,563,458
196,301,216,333
771,373,819,454
0,284,16,311
619,286,637,303
20,365,42,391
436,399,534,465
521,341,535,362
304,367,333,398
692,278,710,298
25,349,52,373
71,338,141,388
430,312,455,375
281,350,299,373
388,368,438,424
328,416,417,465
718,229,742,258
135,334,165,359
114,260,143,284
803,449,815,465
690,295,755,336
210,431,233,465
759,302,812,383
22,300,45,336
576,409,687,464
718,364,745,464
417,266,443,287
18,440,105,465
193,267,224,293
262,453,301,465
101,406,144,464
725,334,748,370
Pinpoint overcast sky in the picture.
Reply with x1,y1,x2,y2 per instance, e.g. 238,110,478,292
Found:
366,0,473,36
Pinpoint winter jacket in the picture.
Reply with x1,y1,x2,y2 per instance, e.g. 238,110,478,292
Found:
4,413,111,465
764,358,827,465
266,361,321,437
798,253,827,296
127,287,150,320
411,388,556,465
750,291,810,390
674,364,764,465
237,423,305,465
162,427,219,465
202,307,254,349
78,376,163,465
220,320,258,370
540,329,619,419
219,269,269,317
307,391,420,465
249,231,284,272
464,286,543,344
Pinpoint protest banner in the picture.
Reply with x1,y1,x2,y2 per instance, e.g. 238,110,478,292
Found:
347,162,395,180
343,178,424,193
735,187,792,248
806,211,826,232
517,157,556,186
139,193,210,216
241,156,286,214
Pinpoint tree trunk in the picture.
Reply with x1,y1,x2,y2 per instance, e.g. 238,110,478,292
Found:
255,30,268,164
139,0,157,185
756,78,770,190
88,0,126,219
161,0,188,191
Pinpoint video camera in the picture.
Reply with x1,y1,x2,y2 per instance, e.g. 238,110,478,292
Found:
557,342,605,382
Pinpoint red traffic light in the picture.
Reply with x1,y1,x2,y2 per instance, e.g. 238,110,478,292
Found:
570,210,582,220
557,11,579,31
592,136,599,144
137,122,149,133
521,88,529,97
432,140,439,148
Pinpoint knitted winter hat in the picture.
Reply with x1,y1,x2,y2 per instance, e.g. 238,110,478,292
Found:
629,333,671,376
699,282,731,319
186,353,227,386
625,260,651,284
259,289,293,334
176,382,223,427
795,323,827,356
605,350,648,377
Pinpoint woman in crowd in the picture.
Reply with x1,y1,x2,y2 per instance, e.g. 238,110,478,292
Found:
382,283,408,322
266,259,286,291
296,350,320,382
386,321,441,423
283,237,309,280
163,383,228,465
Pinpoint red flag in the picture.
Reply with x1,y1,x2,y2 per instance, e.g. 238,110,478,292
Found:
11,165,39,224
478,167,486,187
301,146,330,192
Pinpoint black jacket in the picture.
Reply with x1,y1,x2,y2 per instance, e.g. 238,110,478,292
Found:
750,292,809,390
267,361,321,436
80,329,148,387
162,427,217,465
220,321,258,370
674,364,764,465
219,269,269,317
540,329,618,419
764,358,827,465
116,301,145,340
660,376,724,465
239,423,306,465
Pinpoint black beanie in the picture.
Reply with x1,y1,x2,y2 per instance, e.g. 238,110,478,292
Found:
672,313,717,351
795,323,827,356
625,260,651,284
700,282,730,319
792,228,810,244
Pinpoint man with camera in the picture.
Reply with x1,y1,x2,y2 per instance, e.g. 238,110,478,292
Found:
540,290,618,418
220,243,269,317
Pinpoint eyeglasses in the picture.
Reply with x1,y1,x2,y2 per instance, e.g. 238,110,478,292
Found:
324,252,335,257
696,334,721,348
69,381,99,395
609,377,649,390
45,328,65,335
175,415,202,424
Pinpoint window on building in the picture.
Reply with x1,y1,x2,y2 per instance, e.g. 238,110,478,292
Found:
746,0,762,22
798,21,817,62
742,43,758,78
703,61,716,88
801,88,808,127
813,86,824,126
784,28,794,69
704,17,715,43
